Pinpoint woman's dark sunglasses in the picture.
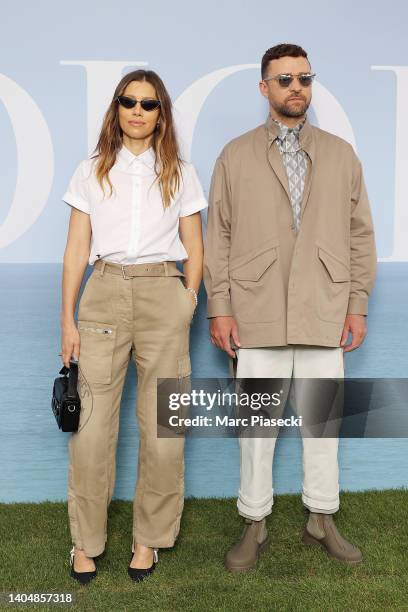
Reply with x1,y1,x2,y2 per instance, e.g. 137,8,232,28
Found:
116,95,161,111
263,73,316,88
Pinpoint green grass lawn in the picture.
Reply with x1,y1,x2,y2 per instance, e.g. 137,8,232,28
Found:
1,490,408,611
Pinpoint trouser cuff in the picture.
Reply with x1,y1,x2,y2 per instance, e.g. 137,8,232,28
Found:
237,490,274,521
72,541,106,558
132,532,177,550
302,491,339,514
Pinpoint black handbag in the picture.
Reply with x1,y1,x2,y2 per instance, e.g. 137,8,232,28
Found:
52,360,81,432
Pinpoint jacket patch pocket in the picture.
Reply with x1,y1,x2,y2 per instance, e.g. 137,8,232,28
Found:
317,246,350,282
77,320,117,384
230,247,278,282
230,242,283,323
316,245,350,323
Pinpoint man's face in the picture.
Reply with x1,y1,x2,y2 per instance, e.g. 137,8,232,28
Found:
259,55,313,119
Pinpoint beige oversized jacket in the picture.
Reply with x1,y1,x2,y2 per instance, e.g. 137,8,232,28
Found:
203,115,377,348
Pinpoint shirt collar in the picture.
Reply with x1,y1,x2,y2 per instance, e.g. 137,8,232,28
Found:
265,112,312,146
271,115,306,142
116,143,156,173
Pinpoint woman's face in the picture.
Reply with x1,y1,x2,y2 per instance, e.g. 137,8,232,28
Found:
118,80,161,143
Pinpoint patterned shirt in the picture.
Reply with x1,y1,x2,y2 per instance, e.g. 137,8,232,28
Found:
272,117,308,233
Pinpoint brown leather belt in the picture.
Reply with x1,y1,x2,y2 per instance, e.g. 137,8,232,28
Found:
93,258,184,279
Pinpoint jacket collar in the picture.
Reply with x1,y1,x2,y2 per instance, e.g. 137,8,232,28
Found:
116,143,156,173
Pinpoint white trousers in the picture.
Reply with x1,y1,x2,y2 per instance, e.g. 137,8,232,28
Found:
236,345,344,520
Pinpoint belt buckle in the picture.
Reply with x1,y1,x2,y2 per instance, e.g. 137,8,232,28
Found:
121,265,129,280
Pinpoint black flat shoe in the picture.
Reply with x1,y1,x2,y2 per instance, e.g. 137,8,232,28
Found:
69,546,97,585
127,548,158,582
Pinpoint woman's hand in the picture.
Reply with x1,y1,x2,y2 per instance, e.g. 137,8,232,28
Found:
61,319,81,368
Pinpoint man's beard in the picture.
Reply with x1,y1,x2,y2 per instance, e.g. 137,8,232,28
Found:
275,97,310,118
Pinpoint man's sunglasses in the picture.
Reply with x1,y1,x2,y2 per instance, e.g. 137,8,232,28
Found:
116,95,161,111
263,73,316,88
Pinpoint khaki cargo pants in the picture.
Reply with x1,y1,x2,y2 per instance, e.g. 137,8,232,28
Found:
67,259,195,557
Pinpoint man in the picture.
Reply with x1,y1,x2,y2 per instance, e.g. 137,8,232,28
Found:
203,43,377,571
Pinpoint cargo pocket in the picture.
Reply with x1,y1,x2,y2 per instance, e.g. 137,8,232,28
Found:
316,243,350,323
76,363,94,432
157,353,192,438
77,320,117,384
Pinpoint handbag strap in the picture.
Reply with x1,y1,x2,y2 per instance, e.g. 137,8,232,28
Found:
67,361,79,398
59,362,79,398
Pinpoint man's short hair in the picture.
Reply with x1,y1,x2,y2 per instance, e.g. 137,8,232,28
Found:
261,43,310,79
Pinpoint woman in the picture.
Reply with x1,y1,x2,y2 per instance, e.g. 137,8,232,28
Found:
60,69,207,584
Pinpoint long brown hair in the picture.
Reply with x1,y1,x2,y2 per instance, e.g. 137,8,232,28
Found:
91,69,183,208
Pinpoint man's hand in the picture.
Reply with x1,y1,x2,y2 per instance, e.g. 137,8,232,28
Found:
210,316,241,358
340,314,367,353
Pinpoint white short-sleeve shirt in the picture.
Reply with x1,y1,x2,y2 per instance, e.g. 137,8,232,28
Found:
62,144,208,266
